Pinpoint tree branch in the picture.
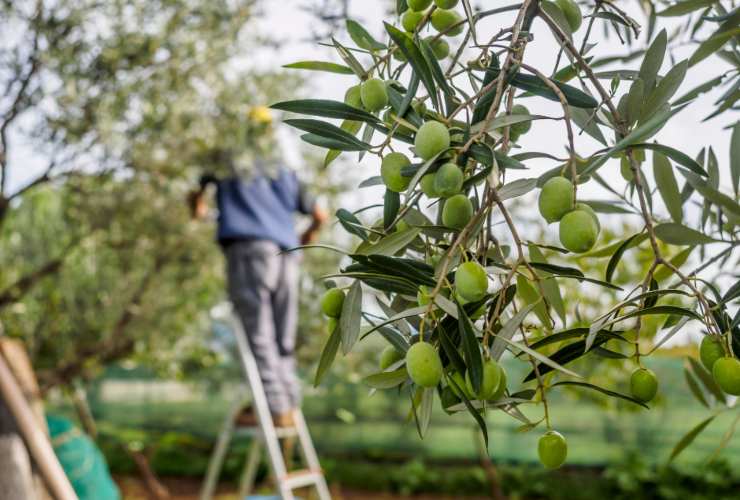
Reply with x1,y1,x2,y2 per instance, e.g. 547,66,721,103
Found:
0,259,64,310
38,254,170,391
0,1,44,197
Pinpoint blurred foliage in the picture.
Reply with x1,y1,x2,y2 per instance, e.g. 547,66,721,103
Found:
89,422,740,499
0,0,344,389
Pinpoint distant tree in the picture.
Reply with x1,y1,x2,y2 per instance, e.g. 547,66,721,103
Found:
0,0,326,389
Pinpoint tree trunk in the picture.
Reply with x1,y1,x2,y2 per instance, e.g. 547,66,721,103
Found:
0,401,38,500
70,384,97,439
0,338,55,500
126,448,170,500
474,427,506,500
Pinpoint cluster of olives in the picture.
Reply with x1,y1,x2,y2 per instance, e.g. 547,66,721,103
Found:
377,118,475,232
700,336,740,395
628,336,740,405
398,329,569,469
402,342,509,404
537,176,600,253
321,287,345,333
398,0,465,61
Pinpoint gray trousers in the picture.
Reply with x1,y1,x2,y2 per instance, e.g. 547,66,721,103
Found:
226,240,300,414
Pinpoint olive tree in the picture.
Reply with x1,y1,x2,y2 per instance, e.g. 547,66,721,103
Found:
275,0,739,468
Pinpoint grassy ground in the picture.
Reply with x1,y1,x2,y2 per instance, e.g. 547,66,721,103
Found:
80,368,740,468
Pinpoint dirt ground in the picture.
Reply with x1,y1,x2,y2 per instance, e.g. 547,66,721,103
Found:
115,475,489,500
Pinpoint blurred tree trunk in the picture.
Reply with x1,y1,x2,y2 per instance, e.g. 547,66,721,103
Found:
0,337,51,500
474,427,505,500
0,402,38,500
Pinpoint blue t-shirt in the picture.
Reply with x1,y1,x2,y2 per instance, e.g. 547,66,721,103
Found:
201,168,314,250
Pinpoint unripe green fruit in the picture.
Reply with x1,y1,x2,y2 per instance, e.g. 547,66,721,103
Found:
559,210,598,253
431,9,463,36
434,162,463,197
448,371,472,399
344,85,363,109
574,202,600,233
700,336,725,371
555,0,582,32
326,317,338,334
490,365,507,400
408,0,433,11
509,104,531,137
380,345,405,370
454,290,470,306
712,357,740,395
402,10,425,32
455,261,488,302
414,121,450,160
321,288,345,317
360,78,389,111
630,368,658,403
538,176,574,223
406,341,443,388
419,173,439,197
465,360,502,400
453,292,485,319
442,194,473,230
434,0,459,8
538,431,567,469
426,37,450,59
381,152,412,192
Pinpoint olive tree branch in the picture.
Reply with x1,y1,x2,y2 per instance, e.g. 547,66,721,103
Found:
540,10,722,339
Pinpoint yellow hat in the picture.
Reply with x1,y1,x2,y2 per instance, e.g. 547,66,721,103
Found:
248,106,273,125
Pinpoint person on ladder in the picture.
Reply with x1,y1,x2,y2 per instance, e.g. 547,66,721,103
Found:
189,105,328,430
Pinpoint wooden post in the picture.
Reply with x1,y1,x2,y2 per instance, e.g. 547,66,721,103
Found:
0,351,78,500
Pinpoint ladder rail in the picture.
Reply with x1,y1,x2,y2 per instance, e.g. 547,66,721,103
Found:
230,312,290,480
201,306,331,500
199,397,244,500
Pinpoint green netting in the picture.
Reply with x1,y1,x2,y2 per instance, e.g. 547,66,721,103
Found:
47,415,121,500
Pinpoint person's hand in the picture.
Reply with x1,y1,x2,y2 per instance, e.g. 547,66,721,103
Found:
187,190,208,220
300,205,328,245
300,228,318,245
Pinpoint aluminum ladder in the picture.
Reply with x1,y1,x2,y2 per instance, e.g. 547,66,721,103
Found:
200,310,331,500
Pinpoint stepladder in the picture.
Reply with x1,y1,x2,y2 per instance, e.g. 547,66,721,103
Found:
200,307,331,500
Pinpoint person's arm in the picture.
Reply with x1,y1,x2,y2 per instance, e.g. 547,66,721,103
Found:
300,204,329,245
188,174,217,220
296,179,328,245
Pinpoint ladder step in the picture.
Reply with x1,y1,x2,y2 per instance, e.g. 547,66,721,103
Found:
234,425,298,438
280,469,324,490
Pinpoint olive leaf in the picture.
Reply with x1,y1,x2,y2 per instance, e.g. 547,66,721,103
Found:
653,151,683,223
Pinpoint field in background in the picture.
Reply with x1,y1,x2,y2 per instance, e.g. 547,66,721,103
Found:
50,356,739,469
